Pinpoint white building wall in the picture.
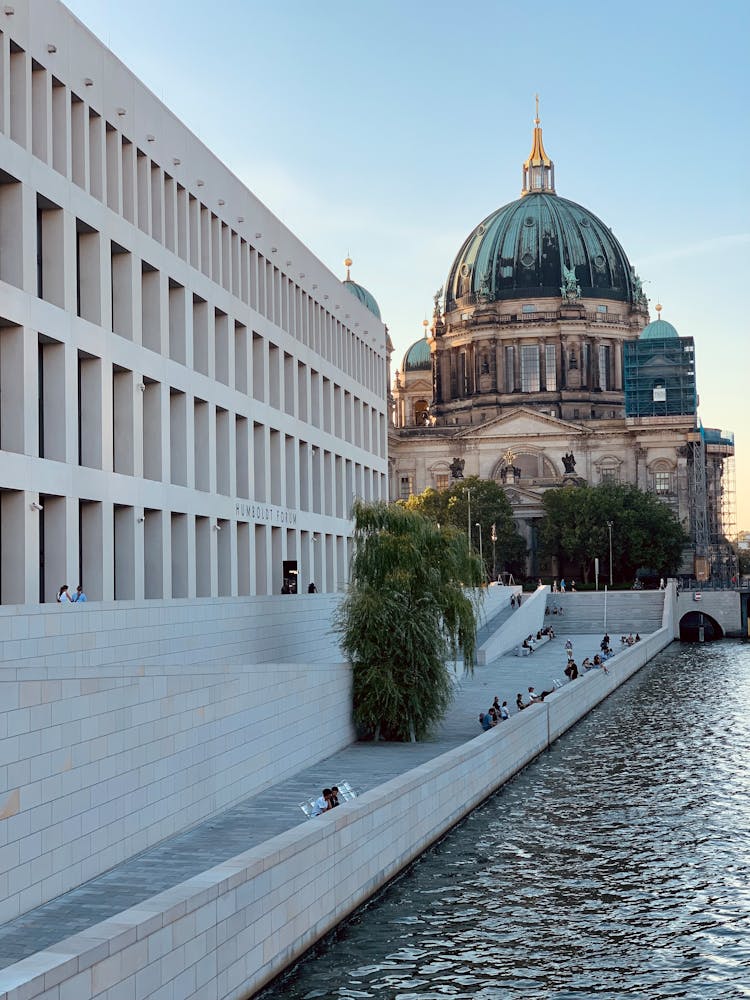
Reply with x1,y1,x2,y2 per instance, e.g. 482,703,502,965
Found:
0,0,388,606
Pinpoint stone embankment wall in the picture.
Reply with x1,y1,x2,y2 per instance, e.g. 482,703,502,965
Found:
0,660,354,925
0,627,674,1000
0,595,344,668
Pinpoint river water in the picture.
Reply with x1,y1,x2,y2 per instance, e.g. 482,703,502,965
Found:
261,641,750,1000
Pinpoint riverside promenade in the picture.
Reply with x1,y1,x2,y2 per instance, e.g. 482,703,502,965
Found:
0,631,607,970
0,592,674,1000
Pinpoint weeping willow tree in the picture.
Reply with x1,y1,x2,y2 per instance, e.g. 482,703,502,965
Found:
335,500,483,742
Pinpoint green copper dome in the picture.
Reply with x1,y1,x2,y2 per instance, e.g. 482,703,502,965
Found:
640,316,679,340
343,279,381,319
341,255,381,318
445,192,636,308
403,336,431,372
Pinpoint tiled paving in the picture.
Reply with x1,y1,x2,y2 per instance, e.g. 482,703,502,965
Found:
0,630,612,970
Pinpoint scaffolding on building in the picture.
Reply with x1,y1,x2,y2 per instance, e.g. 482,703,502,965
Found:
623,337,697,418
704,428,737,584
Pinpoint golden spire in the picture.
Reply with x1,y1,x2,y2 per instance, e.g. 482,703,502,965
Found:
521,96,555,197
344,255,352,281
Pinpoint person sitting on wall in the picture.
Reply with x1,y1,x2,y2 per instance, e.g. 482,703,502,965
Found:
635,633,641,642
312,789,334,815
516,693,526,711
593,654,609,674
329,786,340,808
307,582,317,593
564,660,579,680
527,685,556,704
499,701,510,721
56,585,73,603
601,633,610,651
479,709,497,731
72,584,87,602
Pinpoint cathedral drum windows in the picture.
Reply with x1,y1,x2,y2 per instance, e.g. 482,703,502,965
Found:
520,346,540,392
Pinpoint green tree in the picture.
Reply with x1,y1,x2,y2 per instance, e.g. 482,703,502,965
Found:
403,476,526,579
539,482,687,584
335,500,483,742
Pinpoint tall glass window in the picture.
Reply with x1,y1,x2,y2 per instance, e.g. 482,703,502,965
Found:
581,342,589,386
545,345,557,391
598,344,610,390
521,345,540,392
504,346,514,392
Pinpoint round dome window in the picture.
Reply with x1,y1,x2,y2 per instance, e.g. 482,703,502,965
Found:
521,252,534,268
461,263,470,278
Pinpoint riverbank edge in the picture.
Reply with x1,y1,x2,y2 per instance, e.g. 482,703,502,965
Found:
0,627,673,1000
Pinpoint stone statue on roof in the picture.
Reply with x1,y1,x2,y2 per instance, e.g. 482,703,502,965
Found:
562,451,576,474
449,457,465,480
560,265,581,302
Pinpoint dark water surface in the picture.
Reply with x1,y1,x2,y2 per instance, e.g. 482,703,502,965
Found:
260,641,750,999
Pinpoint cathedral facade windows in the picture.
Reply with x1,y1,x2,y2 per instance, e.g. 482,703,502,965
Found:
399,473,415,500
504,346,515,392
598,344,611,390
521,345,540,392
544,345,557,391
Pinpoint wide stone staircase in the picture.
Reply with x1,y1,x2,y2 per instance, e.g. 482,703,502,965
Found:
476,601,516,647
545,590,665,635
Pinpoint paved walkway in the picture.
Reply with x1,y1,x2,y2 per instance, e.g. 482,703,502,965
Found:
0,631,611,971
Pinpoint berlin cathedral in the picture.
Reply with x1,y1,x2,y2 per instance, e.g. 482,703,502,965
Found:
343,109,736,581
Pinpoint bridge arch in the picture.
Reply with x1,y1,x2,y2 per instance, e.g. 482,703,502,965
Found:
679,610,724,642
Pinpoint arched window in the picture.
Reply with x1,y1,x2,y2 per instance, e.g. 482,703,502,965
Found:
413,399,429,425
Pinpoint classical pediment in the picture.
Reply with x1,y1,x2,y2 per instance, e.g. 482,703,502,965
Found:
454,407,585,440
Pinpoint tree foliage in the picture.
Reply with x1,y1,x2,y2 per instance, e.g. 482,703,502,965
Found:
335,500,483,742
538,482,688,583
402,476,526,578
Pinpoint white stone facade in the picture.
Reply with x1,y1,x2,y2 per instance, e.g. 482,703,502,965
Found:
0,0,388,606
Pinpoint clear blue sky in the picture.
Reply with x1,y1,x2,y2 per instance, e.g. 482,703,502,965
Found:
65,0,750,526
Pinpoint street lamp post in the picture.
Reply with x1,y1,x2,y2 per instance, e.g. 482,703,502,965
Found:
606,520,613,587
465,488,472,548
491,523,497,582
475,522,483,578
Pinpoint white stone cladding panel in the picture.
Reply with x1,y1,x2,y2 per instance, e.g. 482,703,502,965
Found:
0,595,345,667
0,630,673,1000
0,651,354,924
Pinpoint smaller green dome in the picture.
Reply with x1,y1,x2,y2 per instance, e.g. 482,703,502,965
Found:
403,337,431,372
343,279,381,319
640,317,679,340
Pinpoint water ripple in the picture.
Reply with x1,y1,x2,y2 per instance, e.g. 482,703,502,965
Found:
263,642,750,1000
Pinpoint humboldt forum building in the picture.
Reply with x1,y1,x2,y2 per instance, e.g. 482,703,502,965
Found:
0,1,388,608
0,1,736,608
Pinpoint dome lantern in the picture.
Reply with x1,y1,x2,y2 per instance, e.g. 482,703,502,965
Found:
521,95,555,197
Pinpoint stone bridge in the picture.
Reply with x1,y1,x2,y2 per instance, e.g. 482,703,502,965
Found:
674,587,746,640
